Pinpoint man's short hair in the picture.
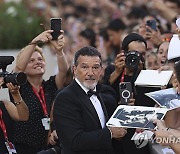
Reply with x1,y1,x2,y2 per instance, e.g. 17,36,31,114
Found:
74,46,102,66
121,33,147,51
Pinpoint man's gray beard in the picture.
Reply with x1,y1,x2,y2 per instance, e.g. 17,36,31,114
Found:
82,81,98,90
76,75,98,90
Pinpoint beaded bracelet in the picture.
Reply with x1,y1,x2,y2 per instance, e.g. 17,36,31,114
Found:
14,97,23,106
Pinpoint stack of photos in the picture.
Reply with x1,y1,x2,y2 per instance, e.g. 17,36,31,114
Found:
145,88,180,110
106,105,168,130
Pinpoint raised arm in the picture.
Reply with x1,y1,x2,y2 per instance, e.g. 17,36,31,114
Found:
0,78,29,121
15,30,53,72
152,0,178,23
49,31,69,89
109,53,125,85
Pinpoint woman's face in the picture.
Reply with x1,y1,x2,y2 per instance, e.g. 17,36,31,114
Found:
25,51,45,76
146,54,159,70
157,42,169,66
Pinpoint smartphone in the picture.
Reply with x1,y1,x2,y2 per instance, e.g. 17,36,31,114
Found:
146,20,157,31
119,82,132,105
50,18,62,40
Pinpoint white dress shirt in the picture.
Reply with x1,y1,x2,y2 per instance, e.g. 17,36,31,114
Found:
75,78,106,128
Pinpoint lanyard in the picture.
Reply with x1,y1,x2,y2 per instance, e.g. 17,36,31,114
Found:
32,86,48,117
120,69,125,83
0,109,8,141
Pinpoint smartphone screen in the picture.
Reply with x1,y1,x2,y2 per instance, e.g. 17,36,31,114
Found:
50,18,62,40
119,82,132,105
146,20,157,31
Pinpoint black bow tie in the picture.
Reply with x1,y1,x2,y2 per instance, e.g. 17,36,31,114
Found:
87,90,99,97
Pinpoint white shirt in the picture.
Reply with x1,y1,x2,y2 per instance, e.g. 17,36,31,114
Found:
75,78,106,128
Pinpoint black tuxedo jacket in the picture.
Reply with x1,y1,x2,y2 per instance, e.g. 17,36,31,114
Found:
53,80,117,154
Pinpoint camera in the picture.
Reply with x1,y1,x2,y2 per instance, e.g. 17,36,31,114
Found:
119,82,132,105
125,51,141,69
0,56,27,87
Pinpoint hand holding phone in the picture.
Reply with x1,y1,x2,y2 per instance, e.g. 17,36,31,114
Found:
146,20,157,31
50,18,62,40
119,82,132,105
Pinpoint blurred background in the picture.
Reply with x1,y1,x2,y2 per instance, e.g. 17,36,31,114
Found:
0,0,179,49
0,0,180,77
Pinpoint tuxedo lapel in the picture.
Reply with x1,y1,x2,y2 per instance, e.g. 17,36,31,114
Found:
96,84,109,122
71,80,101,127
79,94,102,128
97,94,109,122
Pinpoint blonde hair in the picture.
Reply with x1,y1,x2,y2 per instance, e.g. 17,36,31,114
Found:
16,45,45,64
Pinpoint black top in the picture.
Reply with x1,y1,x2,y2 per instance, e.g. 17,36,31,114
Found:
0,102,14,154
102,64,159,107
54,80,117,154
12,76,57,149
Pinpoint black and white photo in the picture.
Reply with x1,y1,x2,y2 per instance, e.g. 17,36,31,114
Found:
106,105,168,129
145,88,180,110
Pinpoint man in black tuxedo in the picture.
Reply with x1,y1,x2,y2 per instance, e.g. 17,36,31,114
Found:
53,46,127,154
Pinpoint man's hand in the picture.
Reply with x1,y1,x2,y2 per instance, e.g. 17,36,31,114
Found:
128,97,135,106
108,127,127,139
114,52,125,75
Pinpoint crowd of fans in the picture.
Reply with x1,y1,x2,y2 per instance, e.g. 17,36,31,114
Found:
1,0,180,154
20,0,179,69
1,0,179,69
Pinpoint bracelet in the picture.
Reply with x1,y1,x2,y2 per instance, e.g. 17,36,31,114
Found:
56,53,64,58
14,97,23,106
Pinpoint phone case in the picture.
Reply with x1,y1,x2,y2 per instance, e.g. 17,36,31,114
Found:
146,20,157,31
119,82,132,105
50,18,62,40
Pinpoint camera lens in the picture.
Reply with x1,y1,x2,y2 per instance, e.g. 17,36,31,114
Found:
121,83,126,89
122,90,130,98
16,72,27,86
125,51,140,69
3,72,27,86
